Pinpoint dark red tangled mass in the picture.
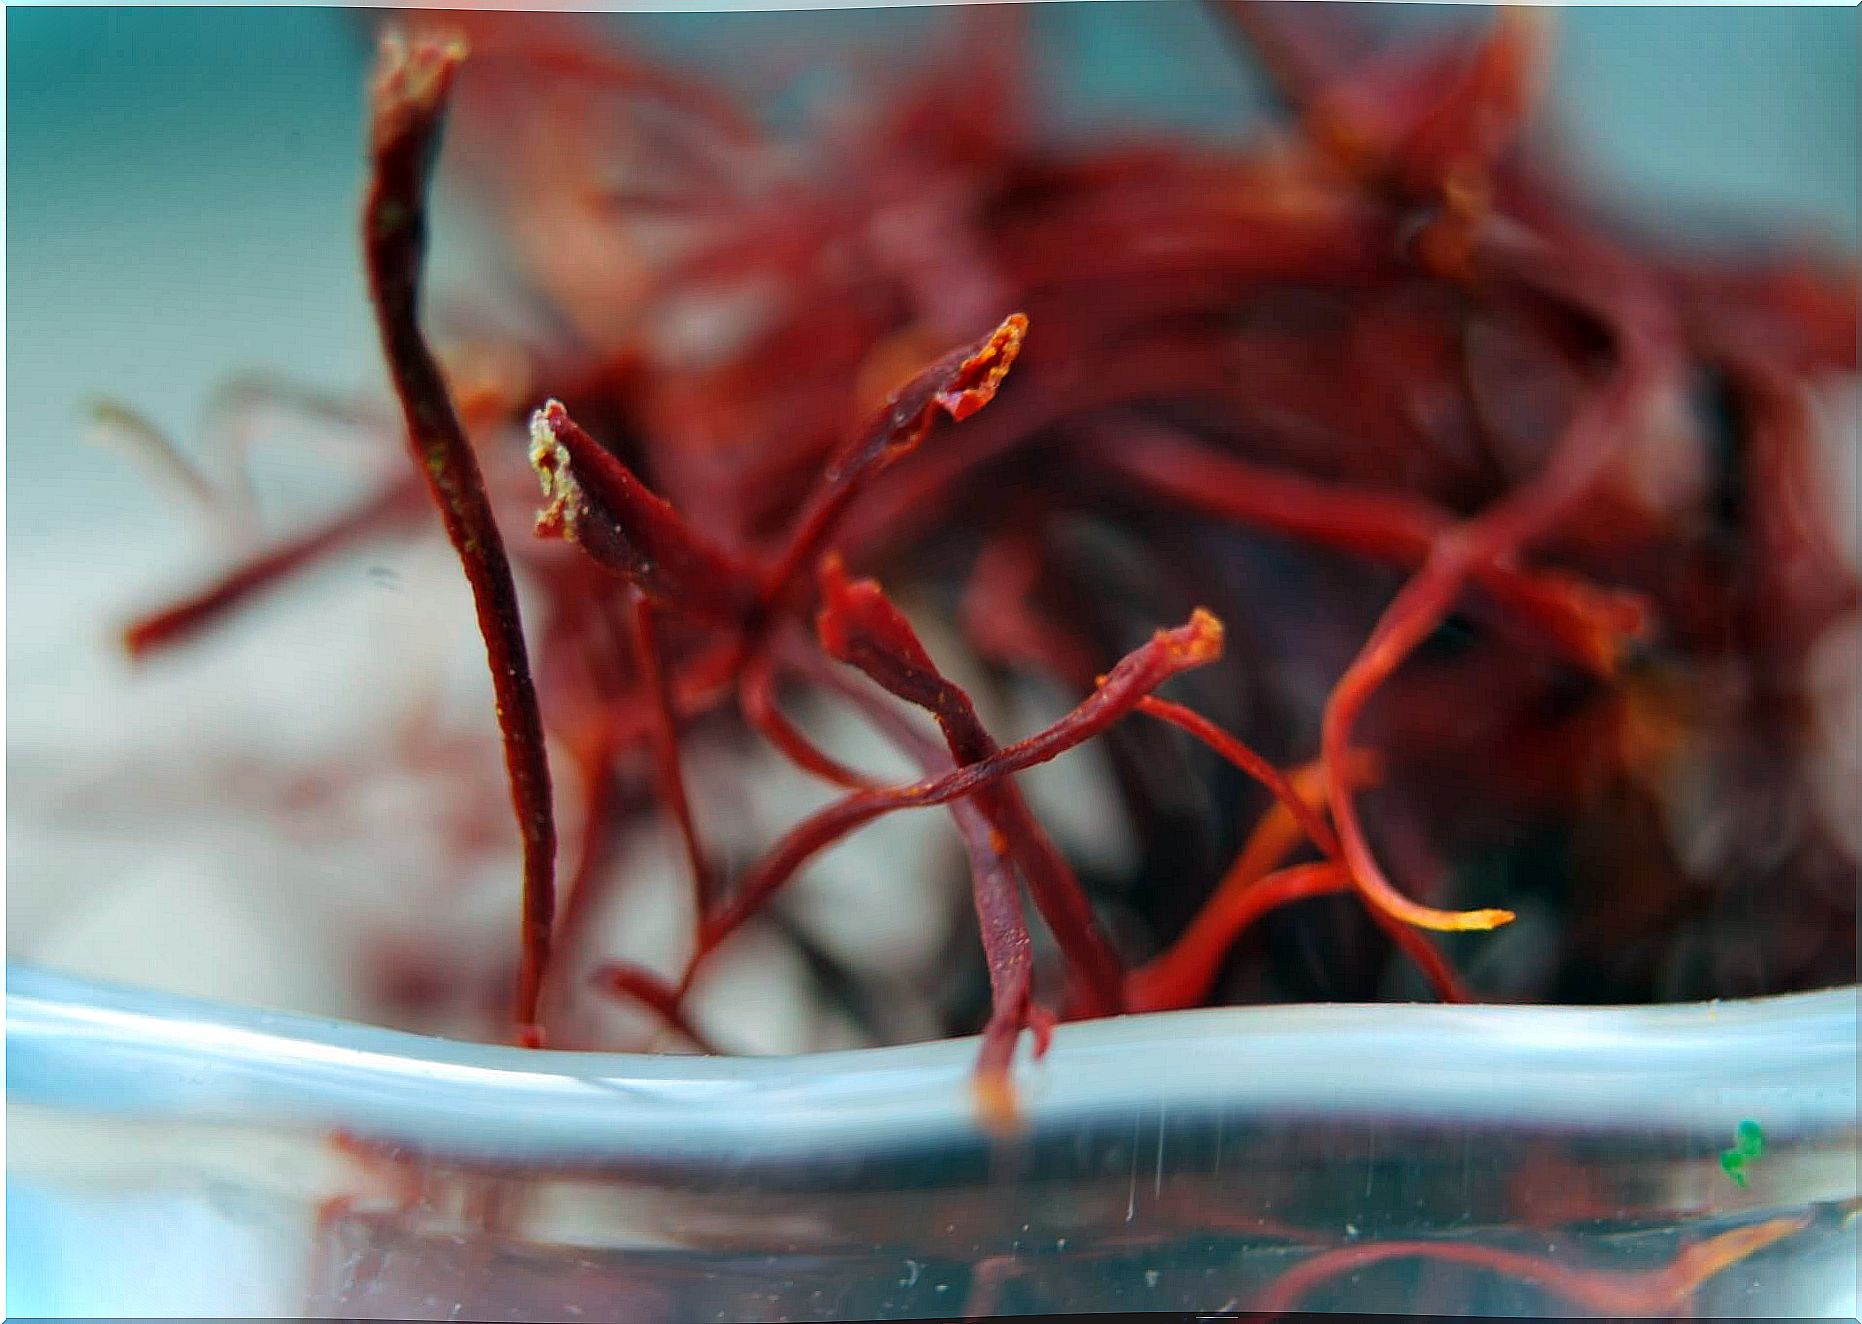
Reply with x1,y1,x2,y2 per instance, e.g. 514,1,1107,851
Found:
123,5,1857,1122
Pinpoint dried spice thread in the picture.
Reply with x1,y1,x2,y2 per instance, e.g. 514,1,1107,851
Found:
527,313,1027,626
1253,1213,1810,1314
112,3,1857,1106
582,606,1229,1048
771,630,1050,1129
596,964,722,1055
1098,423,1651,675
1134,696,1338,857
1126,753,1360,1011
1131,700,1468,1003
690,608,1222,958
1129,860,1353,1011
363,32,557,1042
762,313,1028,600
592,604,1221,1117
815,553,1109,1101
630,591,716,916
817,553,1127,1017
1320,279,1664,937
737,647,886,791
123,476,427,658
530,400,763,622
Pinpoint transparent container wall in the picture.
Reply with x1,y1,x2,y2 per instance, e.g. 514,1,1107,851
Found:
9,966,1858,1319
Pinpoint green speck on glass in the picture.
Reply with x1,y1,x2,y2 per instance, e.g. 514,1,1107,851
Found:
1735,1120,1764,1157
1719,1150,1749,1187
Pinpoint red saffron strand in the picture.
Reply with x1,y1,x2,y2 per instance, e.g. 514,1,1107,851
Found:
529,400,763,623
1319,252,1670,936
104,4,1861,1063
630,592,715,918
605,629,1043,1120
816,553,1127,1016
528,312,1026,638
1224,755,1366,891
594,964,724,1055
737,646,885,791
1364,903,1474,1004
1124,715,1474,1005
774,631,1045,1123
950,534,1474,1001
1382,9,1545,198
363,32,557,1041
123,476,427,658
1128,861,1352,1011
544,739,623,1038
687,608,1226,981
952,812,1038,1134
1133,696,1339,859
1253,1214,1810,1315
760,312,1029,602
1098,423,1651,675
1322,542,1523,934
941,532,1472,1005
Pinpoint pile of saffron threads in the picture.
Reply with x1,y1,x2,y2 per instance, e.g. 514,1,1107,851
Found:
119,6,1858,1126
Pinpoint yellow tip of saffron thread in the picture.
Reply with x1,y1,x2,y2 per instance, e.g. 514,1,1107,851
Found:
940,313,1031,420
973,1072,1023,1139
1163,607,1226,664
1414,906,1516,933
527,404,582,541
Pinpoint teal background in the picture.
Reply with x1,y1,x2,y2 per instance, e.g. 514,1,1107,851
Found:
3,7,1856,1311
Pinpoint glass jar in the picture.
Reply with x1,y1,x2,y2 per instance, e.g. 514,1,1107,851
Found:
9,964,1856,1318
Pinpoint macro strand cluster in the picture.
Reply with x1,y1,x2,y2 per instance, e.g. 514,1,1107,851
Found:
120,6,1856,1142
